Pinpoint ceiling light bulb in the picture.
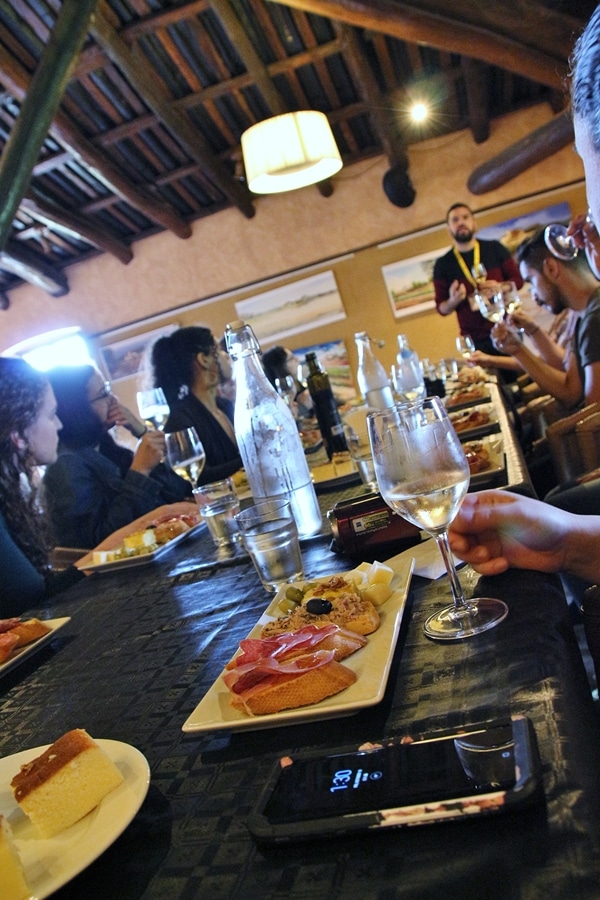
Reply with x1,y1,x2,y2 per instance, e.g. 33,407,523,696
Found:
410,102,428,123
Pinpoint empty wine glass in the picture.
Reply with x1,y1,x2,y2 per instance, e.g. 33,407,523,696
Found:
456,336,475,358
544,224,578,261
137,388,169,431
165,427,206,489
367,397,508,640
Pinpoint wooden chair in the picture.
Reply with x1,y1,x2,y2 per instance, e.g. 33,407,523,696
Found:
546,402,600,485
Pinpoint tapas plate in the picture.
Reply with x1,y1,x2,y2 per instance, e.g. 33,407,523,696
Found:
445,385,491,411
449,403,500,441
182,556,415,733
81,521,205,573
0,739,150,899
0,617,71,679
464,434,506,487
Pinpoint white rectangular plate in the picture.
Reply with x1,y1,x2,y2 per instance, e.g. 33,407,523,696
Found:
0,739,150,899
182,557,415,733
81,521,205,573
464,434,506,486
0,617,71,678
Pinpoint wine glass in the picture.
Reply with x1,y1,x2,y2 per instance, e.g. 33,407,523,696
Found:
496,281,521,315
475,287,505,324
165,427,206,489
137,388,169,431
471,263,487,283
367,397,508,640
544,224,578,261
455,336,475,359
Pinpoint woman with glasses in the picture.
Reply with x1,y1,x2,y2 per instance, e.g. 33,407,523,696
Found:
150,326,242,485
42,365,193,548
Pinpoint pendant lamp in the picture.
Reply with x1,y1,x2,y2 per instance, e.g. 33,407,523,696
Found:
241,110,342,194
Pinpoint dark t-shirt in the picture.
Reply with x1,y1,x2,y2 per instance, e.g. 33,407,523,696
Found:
575,287,600,380
433,239,523,341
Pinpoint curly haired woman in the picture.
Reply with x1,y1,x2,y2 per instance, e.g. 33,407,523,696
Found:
0,357,86,614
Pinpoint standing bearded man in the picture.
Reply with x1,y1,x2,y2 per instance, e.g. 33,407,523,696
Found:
433,203,523,356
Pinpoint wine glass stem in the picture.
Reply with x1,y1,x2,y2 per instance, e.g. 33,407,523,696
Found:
434,531,469,611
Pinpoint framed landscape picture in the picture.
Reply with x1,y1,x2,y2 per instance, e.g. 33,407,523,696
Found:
234,270,345,343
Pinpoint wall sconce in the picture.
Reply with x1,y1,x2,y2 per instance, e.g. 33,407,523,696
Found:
241,110,342,194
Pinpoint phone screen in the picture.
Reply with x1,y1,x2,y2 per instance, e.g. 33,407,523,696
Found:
262,722,516,825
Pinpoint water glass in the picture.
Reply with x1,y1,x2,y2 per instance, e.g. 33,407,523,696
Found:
193,478,241,548
235,498,304,592
343,423,377,490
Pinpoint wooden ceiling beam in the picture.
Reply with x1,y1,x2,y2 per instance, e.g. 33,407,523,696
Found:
270,0,569,89
20,192,134,265
0,0,97,257
208,0,286,115
91,5,255,218
461,58,490,145
467,110,574,194
0,46,192,241
1,239,69,297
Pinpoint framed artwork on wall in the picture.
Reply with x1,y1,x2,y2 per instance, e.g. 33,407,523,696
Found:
381,249,439,320
99,324,177,383
234,270,345,343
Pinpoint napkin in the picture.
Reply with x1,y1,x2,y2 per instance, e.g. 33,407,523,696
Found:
384,537,462,580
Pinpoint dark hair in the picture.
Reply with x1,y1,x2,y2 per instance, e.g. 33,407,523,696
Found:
0,357,52,572
571,5,600,151
47,365,104,450
261,346,289,387
446,202,473,220
151,326,215,407
516,227,591,272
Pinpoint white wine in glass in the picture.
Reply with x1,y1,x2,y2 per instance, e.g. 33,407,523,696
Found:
475,288,505,324
471,263,487,283
367,397,508,640
137,388,170,431
165,427,206,489
455,336,475,359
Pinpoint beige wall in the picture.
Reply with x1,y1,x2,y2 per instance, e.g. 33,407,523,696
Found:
1,103,587,411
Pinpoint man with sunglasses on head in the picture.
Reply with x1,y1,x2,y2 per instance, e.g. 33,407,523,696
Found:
492,228,600,410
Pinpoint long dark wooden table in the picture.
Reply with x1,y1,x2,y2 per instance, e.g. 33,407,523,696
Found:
2,485,600,899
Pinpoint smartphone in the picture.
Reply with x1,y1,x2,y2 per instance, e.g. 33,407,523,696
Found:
247,715,542,844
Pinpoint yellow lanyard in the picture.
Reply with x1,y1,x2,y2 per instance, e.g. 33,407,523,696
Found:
453,240,480,287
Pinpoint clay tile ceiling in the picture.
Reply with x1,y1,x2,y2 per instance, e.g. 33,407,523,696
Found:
0,0,594,304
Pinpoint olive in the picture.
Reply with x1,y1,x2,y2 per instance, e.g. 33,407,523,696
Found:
305,597,333,615
285,586,305,602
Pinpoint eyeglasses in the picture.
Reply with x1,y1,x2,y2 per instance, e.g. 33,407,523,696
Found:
90,381,112,403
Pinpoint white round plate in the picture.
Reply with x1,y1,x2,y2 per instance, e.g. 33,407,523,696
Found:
0,739,150,899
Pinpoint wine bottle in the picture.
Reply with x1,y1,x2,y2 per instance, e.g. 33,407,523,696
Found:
305,352,348,459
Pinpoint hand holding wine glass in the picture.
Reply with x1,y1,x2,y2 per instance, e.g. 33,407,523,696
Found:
165,427,206,489
475,286,505,324
137,388,170,431
367,397,508,639
455,336,475,359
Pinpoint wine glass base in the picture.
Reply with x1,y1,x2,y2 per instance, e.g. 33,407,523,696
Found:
423,597,508,641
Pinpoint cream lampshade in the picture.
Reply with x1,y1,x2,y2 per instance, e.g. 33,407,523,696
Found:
241,110,342,194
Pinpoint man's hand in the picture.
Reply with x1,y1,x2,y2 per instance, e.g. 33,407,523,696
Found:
449,279,467,307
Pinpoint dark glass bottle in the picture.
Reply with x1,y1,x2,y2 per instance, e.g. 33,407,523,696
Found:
305,352,348,459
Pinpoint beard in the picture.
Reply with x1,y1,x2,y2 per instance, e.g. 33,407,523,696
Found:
453,227,474,244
